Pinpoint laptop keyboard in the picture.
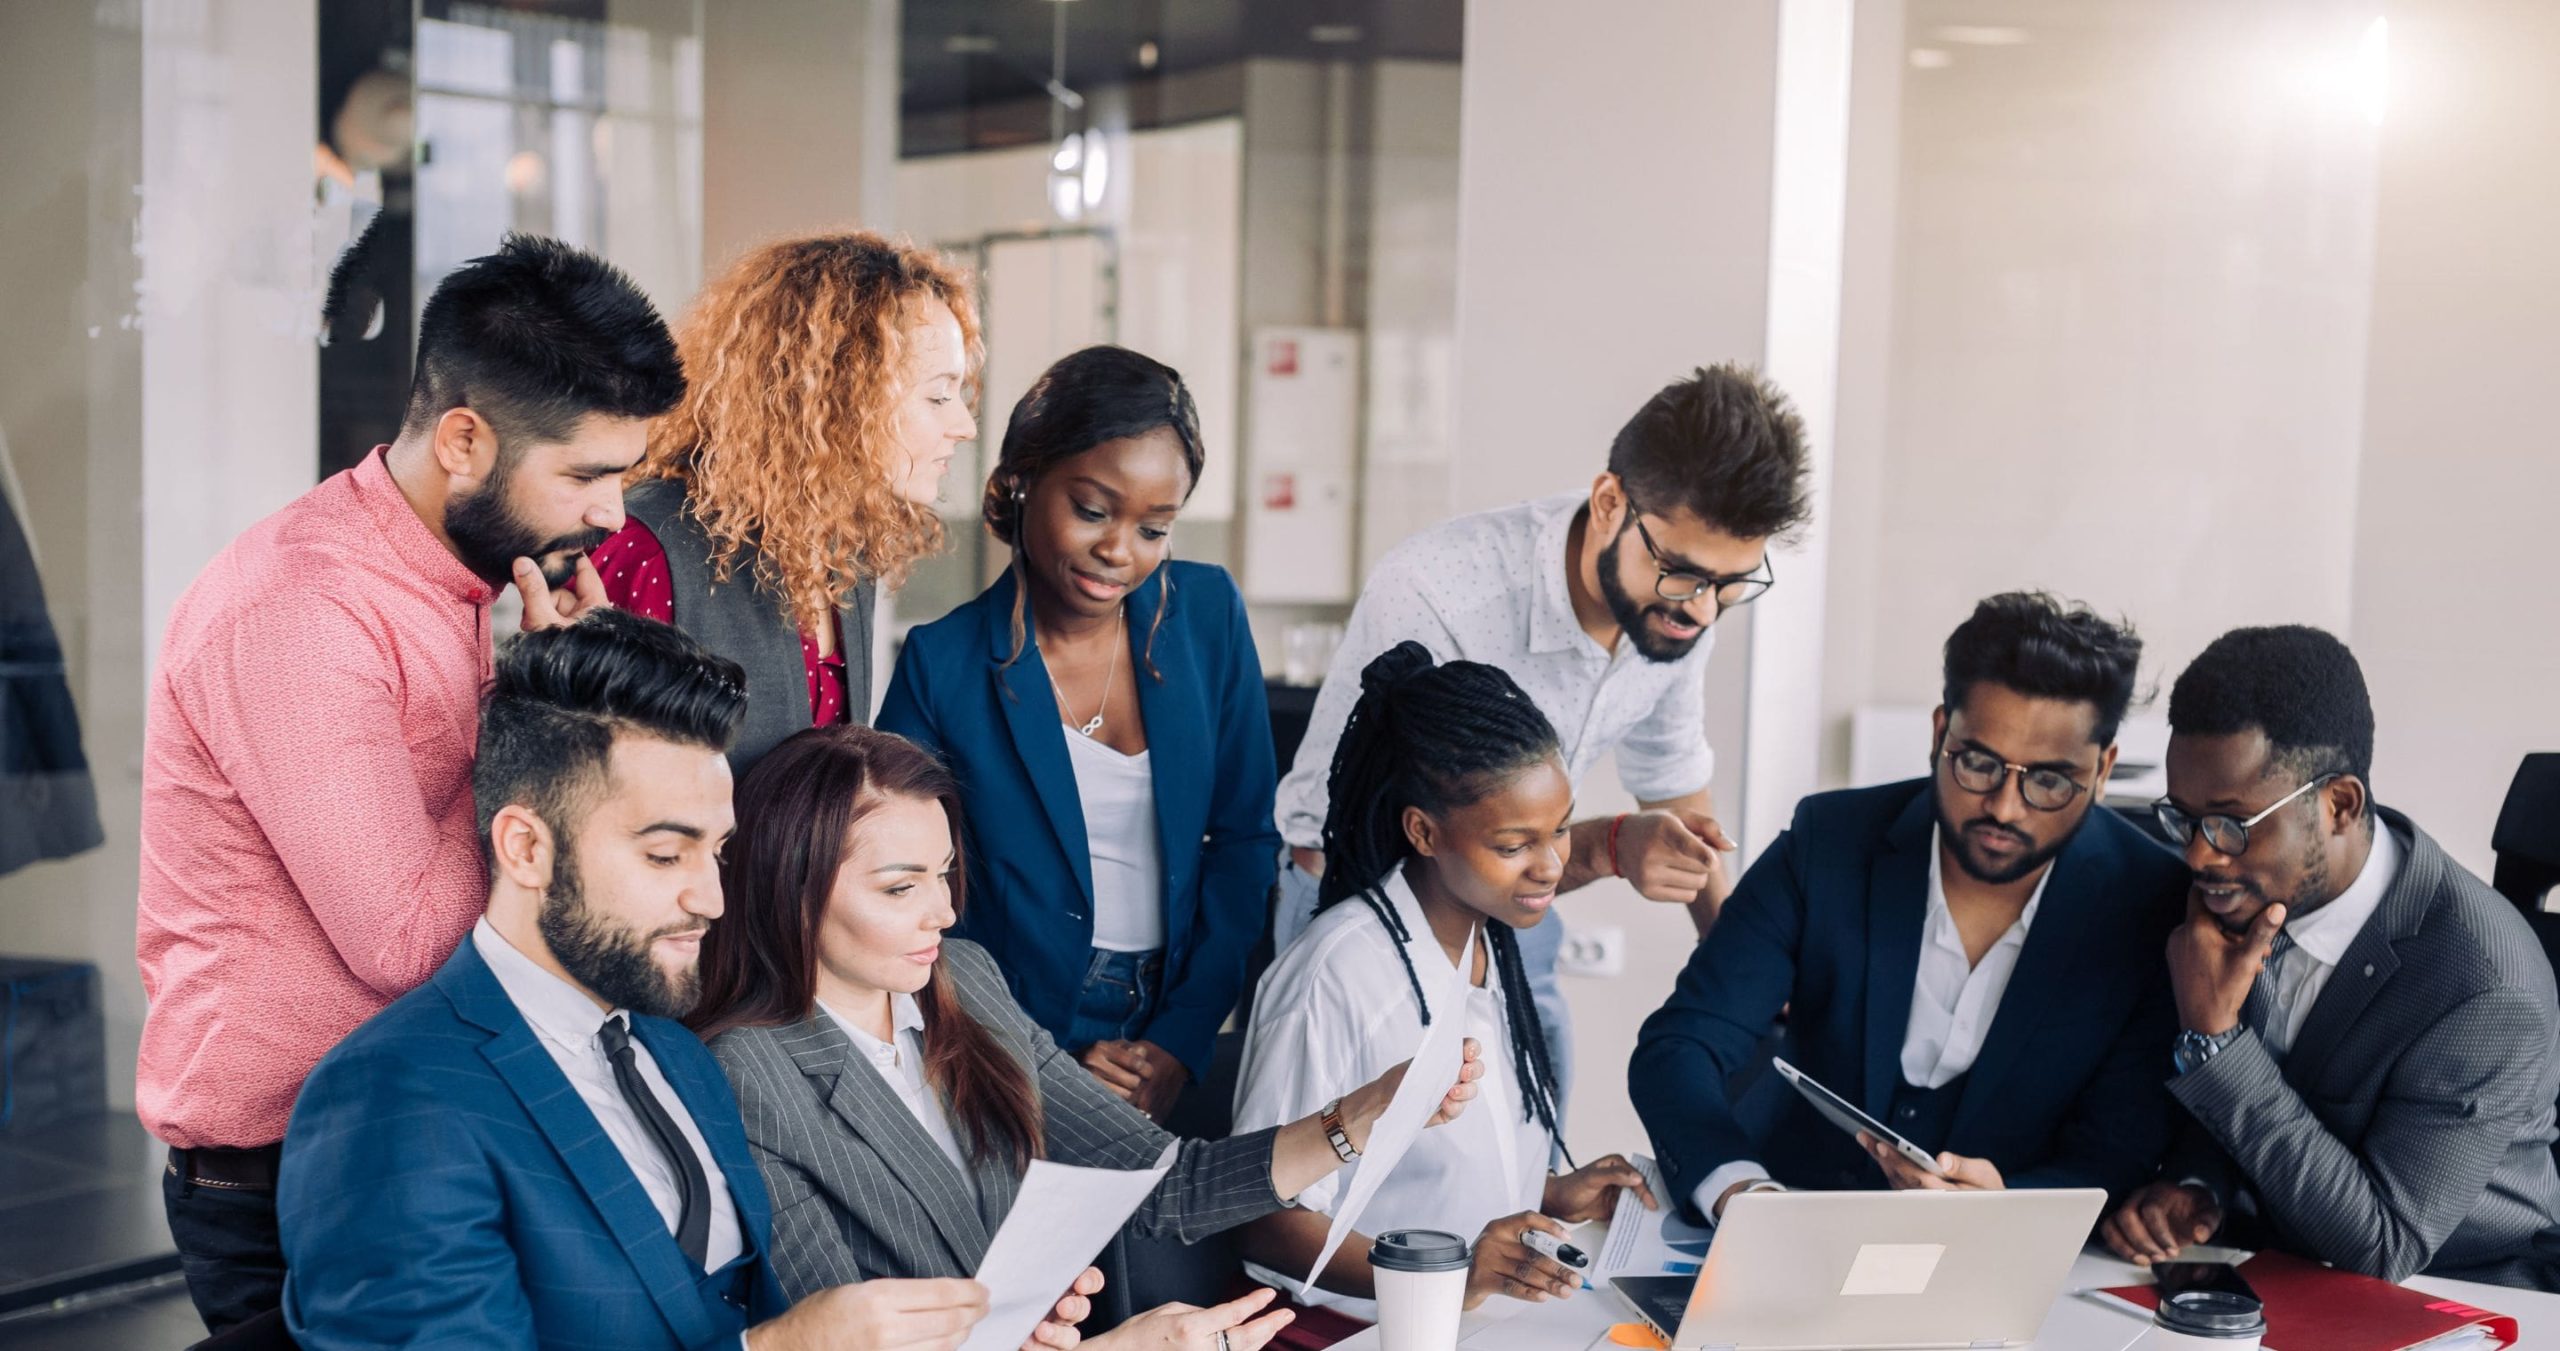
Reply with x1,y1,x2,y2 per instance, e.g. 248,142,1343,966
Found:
1611,1275,1695,1337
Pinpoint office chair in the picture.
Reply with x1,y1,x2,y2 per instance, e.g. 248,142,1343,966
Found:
185,1306,296,1351
2493,753,2560,941
2491,753,2560,1176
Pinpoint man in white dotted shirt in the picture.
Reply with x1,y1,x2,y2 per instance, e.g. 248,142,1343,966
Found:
1270,363,1813,1102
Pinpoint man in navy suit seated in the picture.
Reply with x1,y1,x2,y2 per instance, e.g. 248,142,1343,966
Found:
1631,592,2188,1224
277,610,1028,1350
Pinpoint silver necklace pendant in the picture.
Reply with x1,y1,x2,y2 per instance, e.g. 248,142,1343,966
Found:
1077,713,1104,737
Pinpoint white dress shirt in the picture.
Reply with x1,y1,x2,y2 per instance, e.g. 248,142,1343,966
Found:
472,918,744,1273
1690,828,2051,1219
2263,820,2405,1056
819,993,973,1177
1233,863,1549,1319
1273,492,1719,854
1065,731,1168,953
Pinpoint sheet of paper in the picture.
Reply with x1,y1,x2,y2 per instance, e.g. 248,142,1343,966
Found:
1301,959,1470,1297
960,1142,1178,1351
1595,1156,1711,1285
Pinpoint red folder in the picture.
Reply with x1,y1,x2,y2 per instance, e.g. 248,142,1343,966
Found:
2099,1251,2516,1351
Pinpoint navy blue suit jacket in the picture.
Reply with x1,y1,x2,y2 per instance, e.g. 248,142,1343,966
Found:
876,562,1278,1077
277,939,790,1350
1631,779,2186,1218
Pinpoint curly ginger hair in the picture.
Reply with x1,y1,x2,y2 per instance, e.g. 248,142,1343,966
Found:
637,232,982,632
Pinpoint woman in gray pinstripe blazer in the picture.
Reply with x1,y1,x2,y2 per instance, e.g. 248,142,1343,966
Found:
687,726,1485,1345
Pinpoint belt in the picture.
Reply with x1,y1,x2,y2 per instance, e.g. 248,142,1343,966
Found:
168,1142,284,1191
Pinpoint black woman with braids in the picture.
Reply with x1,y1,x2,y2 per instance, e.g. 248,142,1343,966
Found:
1232,642,1658,1342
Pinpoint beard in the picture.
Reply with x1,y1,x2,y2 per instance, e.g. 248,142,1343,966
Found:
537,846,706,1019
444,466,607,588
1596,531,1708,664
2197,828,2334,935
1933,792,2079,886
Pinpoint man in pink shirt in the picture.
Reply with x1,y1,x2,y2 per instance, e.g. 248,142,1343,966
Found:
136,233,685,1334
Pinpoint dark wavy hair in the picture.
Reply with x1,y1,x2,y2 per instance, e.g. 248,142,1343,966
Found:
472,608,747,869
1607,362,1813,542
1317,641,1573,1165
402,232,686,452
2170,625,2376,803
1941,591,2145,745
687,725,1043,1170
979,345,1206,679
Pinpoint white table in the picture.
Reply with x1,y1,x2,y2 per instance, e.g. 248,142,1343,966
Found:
1327,1241,2558,1351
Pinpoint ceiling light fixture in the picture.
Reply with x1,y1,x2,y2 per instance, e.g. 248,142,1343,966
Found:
1935,25,2028,46
1309,24,1362,44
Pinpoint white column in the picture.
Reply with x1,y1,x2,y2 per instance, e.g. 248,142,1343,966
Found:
1740,0,1857,859
700,0,900,274
1452,0,1784,1165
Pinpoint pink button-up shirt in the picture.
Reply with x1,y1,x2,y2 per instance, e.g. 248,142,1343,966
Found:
137,448,496,1149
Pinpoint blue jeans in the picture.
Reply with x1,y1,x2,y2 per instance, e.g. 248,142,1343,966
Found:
1068,949,1164,1050
1272,854,1574,1111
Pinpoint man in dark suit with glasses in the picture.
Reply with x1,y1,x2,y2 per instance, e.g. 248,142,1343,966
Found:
2104,625,2560,1290
1632,592,2188,1224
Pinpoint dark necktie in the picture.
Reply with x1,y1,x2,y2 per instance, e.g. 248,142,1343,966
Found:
598,1015,711,1269
2239,929,2300,1059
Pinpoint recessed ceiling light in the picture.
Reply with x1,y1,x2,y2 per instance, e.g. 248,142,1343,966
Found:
944,34,998,55
1935,25,2028,46
1908,48,1953,69
1309,24,1363,44
1136,39,1160,70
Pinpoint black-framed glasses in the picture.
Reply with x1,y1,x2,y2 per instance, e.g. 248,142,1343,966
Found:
1628,513,1775,607
1939,746,2095,811
2152,773,2339,855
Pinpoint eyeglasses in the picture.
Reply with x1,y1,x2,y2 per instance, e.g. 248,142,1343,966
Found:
2151,773,2338,856
1628,513,1775,607
1939,746,2095,812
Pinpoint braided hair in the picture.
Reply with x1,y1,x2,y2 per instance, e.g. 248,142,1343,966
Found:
1317,640,1575,1165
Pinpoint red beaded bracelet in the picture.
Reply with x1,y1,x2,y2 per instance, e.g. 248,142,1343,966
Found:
1608,813,1629,878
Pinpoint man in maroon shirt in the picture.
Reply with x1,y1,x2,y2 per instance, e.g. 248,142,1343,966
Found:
137,233,685,1333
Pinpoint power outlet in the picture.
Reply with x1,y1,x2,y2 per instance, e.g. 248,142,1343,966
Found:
1555,923,1626,979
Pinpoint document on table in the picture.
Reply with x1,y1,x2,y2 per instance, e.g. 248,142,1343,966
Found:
959,1142,1179,1351
1594,1156,1712,1285
1302,959,1471,1297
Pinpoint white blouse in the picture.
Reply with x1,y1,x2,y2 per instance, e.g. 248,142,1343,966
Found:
819,994,971,1179
1232,863,1550,1318
1065,730,1167,953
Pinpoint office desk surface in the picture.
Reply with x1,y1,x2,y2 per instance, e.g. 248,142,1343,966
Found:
1322,1241,2555,1350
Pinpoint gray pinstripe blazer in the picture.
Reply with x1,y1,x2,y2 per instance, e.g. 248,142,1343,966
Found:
2166,809,2560,1287
710,939,1283,1303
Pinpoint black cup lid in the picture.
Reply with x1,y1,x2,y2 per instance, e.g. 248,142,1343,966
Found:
1371,1229,1472,1273
2157,1289,2267,1336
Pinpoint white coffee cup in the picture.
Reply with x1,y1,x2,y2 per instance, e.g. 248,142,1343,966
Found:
2146,1289,2266,1351
1371,1229,1471,1351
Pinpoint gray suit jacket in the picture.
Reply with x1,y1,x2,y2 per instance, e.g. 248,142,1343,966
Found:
2166,808,2560,1286
711,939,1283,1303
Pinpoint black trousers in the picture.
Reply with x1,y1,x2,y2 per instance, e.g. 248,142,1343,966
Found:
162,1157,286,1333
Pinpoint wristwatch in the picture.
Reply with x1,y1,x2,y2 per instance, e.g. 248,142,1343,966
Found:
1320,1097,1359,1161
2172,1025,2244,1075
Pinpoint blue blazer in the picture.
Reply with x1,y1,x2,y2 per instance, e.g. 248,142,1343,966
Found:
877,561,1278,1078
277,939,790,1350
1630,779,2187,1218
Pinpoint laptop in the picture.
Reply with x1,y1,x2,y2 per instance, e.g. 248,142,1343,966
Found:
1611,1188,2106,1350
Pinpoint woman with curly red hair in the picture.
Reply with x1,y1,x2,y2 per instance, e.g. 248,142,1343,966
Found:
593,231,980,771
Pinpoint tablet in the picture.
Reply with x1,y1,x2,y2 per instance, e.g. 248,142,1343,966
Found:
1772,1057,1946,1177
